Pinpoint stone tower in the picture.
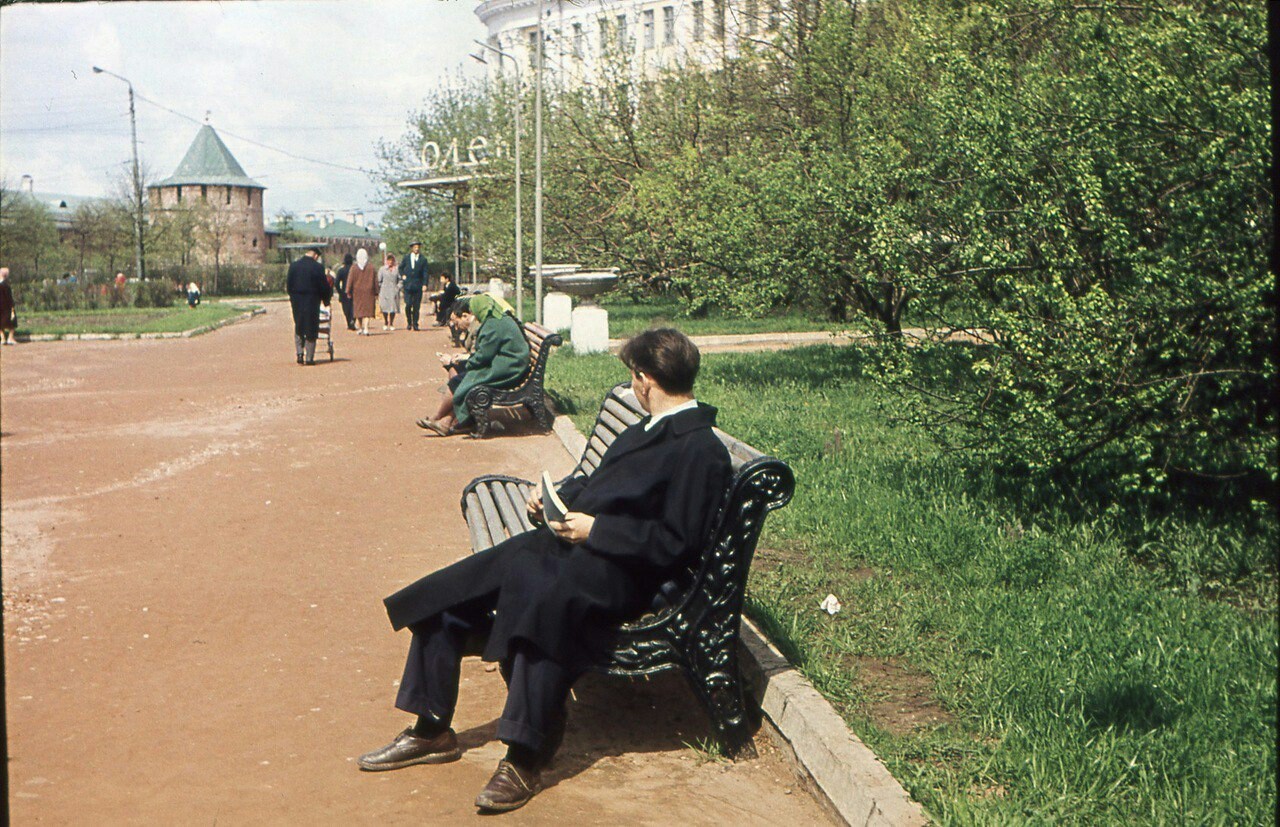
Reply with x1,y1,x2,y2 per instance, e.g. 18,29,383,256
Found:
148,125,267,264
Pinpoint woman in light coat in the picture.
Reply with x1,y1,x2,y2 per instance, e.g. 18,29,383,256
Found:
377,254,402,331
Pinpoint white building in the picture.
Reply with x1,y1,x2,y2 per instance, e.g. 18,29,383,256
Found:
475,0,786,86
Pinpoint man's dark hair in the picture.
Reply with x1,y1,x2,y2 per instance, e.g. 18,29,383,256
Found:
343,253,354,266
619,328,700,394
450,297,471,317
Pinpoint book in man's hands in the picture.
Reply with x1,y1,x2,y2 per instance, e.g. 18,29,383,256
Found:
540,471,570,524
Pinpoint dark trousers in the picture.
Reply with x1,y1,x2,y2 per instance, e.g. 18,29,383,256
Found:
339,294,355,330
404,288,423,330
394,601,574,754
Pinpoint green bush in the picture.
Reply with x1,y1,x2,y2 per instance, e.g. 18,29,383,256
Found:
14,280,176,312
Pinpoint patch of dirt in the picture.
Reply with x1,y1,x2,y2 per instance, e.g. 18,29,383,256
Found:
849,655,956,736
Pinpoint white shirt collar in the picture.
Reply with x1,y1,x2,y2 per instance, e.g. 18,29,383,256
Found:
645,398,698,431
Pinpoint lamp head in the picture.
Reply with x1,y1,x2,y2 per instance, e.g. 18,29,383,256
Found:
92,66,103,74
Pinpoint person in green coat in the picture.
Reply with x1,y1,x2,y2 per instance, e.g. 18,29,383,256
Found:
417,295,530,436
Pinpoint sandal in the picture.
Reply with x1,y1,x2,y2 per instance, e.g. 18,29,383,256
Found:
417,418,450,437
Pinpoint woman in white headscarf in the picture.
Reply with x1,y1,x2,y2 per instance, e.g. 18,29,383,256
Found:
377,253,402,331
346,247,379,335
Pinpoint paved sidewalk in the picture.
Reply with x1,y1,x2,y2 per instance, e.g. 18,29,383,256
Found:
1,308,829,824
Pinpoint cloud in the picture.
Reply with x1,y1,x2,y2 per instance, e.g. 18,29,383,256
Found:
0,0,487,219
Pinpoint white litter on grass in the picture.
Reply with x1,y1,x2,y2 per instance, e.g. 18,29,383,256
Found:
820,594,842,615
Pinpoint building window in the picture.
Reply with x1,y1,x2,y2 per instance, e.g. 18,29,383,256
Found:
176,186,183,202
225,186,232,205
692,1,704,41
528,29,538,69
663,6,675,45
572,22,585,58
200,184,208,200
768,0,781,31
616,14,629,49
642,9,655,49
252,237,258,248
713,0,726,40
599,16,609,53
746,0,758,35
247,189,253,205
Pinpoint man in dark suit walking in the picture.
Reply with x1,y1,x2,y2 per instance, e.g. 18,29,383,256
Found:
286,246,333,365
399,241,429,331
358,329,732,813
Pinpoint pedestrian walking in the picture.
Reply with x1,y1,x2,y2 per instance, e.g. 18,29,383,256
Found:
335,253,356,331
378,254,402,331
0,267,17,345
347,248,378,336
399,241,428,331
287,246,333,365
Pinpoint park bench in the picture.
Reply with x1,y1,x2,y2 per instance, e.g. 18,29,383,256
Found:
459,382,796,756
463,322,562,438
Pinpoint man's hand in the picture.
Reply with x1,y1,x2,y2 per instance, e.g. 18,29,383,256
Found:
437,351,454,367
547,512,595,545
526,495,544,525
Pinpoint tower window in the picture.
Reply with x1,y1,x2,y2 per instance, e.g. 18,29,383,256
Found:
200,185,208,200
176,186,183,202
692,2,704,41
642,10,655,49
663,7,675,46
226,186,232,205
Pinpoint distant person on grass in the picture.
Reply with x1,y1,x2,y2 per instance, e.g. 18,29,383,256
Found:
187,281,201,308
0,267,17,345
361,328,731,813
414,295,528,437
286,246,333,365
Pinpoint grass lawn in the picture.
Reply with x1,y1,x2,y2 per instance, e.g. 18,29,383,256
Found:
598,296,853,338
546,346,1277,825
18,304,250,337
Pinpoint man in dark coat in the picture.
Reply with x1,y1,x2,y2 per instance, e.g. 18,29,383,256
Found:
428,271,462,326
334,253,356,331
359,328,732,813
399,241,429,331
286,246,333,365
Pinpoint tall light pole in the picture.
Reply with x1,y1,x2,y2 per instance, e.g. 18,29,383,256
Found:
534,0,545,324
472,40,524,321
93,66,145,281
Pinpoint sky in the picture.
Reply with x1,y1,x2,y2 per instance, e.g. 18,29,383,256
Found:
0,0,488,224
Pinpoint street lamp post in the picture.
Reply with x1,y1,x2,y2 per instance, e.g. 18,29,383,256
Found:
472,40,524,321
93,66,145,282
534,0,545,325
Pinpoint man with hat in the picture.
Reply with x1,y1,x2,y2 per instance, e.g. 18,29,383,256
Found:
286,245,333,365
399,241,429,331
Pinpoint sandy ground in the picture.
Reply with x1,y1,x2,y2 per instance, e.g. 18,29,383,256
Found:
1,306,829,825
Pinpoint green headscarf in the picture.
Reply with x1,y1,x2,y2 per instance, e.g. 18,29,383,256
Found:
467,293,504,325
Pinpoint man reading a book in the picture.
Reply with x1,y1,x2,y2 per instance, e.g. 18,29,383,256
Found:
359,328,732,813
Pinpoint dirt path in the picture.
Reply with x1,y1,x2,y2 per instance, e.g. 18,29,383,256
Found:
1,308,828,825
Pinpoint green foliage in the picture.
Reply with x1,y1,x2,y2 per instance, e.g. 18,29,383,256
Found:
17,303,243,336
384,1,1272,505
15,279,175,311
548,345,1277,824
0,185,68,280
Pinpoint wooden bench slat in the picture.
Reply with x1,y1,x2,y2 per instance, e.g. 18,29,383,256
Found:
491,482,528,537
504,481,535,533
464,491,494,550
475,484,508,542
604,398,643,427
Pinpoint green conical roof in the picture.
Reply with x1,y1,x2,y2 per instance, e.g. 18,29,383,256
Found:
155,125,264,189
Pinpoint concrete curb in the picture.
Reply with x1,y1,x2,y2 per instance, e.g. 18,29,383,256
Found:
14,306,266,343
546,411,929,826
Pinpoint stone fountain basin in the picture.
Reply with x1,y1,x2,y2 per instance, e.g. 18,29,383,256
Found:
549,271,619,299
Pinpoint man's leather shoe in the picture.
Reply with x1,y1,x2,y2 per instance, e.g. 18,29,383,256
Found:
475,760,541,812
357,727,460,771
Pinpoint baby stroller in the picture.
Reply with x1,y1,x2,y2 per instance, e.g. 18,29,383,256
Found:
318,306,335,361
